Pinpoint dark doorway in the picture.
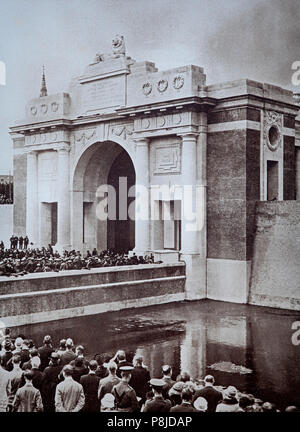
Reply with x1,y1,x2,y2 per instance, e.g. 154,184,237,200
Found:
267,160,279,201
107,150,135,252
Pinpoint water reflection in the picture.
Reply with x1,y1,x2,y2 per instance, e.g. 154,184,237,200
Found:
11,300,300,410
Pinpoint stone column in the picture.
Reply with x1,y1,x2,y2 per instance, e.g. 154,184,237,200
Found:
132,137,150,256
296,147,300,200
179,125,207,300
26,150,39,246
56,144,70,251
180,133,199,254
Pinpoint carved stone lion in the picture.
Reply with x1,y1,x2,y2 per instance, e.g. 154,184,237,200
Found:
92,35,126,63
112,35,125,56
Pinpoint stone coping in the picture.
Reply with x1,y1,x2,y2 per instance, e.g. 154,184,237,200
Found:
0,275,186,300
0,262,185,283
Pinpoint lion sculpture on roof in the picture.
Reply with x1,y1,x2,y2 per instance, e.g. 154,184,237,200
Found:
93,35,126,63
112,34,126,56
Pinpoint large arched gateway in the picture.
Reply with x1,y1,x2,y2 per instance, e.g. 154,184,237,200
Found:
72,141,135,253
10,36,299,304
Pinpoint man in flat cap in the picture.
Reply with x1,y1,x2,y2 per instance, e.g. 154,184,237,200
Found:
143,378,171,412
111,366,139,412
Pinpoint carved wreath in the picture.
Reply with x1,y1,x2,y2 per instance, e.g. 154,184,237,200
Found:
157,79,168,93
173,75,184,90
142,82,152,96
264,111,282,152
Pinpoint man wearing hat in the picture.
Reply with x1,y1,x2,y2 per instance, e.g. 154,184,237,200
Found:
143,379,171,412
161,365,175,400
193,396,208,412
100,393,117,412
41,352,63,412
216,386,240,412
38,335,54,371
0,340,13,371
192,375,222,413
111,366,139,412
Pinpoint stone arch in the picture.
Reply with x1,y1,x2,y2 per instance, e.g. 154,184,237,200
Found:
71,140,136,253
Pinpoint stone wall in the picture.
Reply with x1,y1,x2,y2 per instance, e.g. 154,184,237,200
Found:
0,263,185,326
207,129,247,261
249,201,300,310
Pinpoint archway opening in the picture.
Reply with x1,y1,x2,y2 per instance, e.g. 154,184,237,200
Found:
72,141,135,254
107,149,135,252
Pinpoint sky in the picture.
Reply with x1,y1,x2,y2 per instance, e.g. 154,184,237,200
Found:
0,0,300,173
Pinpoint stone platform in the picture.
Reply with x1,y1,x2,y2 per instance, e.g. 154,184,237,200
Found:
0,263,185,327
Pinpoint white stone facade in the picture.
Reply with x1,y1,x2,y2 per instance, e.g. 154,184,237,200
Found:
10,38,300,303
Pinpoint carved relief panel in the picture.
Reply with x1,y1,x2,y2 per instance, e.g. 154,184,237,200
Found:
153,142,181,175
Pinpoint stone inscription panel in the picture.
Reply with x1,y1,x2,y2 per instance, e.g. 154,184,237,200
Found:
82,76,125,112
154,143,181,174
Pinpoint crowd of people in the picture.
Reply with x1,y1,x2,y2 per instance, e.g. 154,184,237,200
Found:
0,329,298,413
0,239,156,277
0,178,13,204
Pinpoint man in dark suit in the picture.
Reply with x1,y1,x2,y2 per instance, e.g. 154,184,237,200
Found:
143,379,171,412
170,388,197,412
114,350,132,378
71,358,88,383
38,335,54,371
41,353,62,412
24,236,29,250
129,356,150,404
80,360,101,412
192,375,222,413
18,236,23,250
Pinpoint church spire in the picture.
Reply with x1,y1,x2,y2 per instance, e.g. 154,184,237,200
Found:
40,65,47,97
